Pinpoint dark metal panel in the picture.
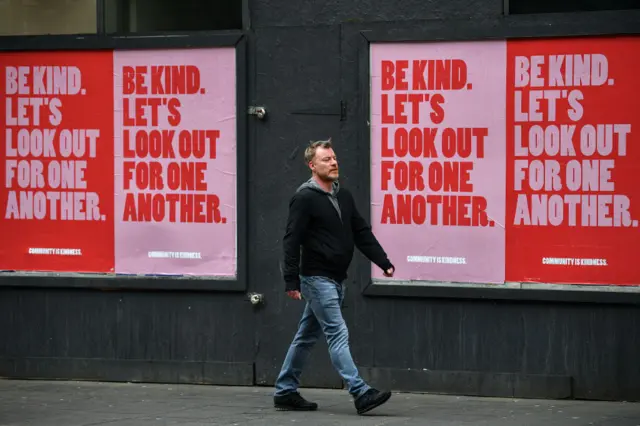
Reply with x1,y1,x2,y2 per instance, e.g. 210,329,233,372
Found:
110,291,256,361
362,298,640,401
360,368,573,399
358,11,640,41
364,283,640,305
234,34,250,293
507,0,639,15
242,0,252,30
0,275,246,292
97,0,106,34
0,358,254,385
344,278,640,400
249,0,502,27
0,32,243,51
0,289,120,359
250,25,347,389
0,288,256,381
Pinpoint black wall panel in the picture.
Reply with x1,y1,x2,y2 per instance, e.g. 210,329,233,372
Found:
1,0,639,403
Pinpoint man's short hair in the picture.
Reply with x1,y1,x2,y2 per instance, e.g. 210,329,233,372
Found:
304,138,332,164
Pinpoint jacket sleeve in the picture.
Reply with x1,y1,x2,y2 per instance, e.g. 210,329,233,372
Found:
282,192,310,291
350,192,394,272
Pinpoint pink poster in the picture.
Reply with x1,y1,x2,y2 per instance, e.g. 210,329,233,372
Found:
113,48,237,276
370,41,507,283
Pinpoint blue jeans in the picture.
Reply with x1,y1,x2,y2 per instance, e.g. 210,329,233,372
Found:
274,275,370,399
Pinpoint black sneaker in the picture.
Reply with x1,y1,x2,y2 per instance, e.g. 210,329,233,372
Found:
274,392,318,411
354,388,391,415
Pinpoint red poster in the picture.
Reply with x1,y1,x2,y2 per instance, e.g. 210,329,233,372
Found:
506,37,640,285
0,51,115,273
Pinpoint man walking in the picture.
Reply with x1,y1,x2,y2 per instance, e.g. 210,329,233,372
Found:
273,139,395,415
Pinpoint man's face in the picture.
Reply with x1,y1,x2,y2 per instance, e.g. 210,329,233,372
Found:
310,147,339,181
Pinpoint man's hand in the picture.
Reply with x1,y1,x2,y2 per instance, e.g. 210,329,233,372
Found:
287,290,302,300
383,267,394,277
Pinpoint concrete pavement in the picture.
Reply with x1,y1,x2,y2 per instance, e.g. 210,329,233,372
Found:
0,379,638,425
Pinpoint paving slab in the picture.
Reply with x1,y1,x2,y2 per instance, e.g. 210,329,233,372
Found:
0,379,638,426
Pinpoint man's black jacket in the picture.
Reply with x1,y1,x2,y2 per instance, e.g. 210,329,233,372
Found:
282,177,393,291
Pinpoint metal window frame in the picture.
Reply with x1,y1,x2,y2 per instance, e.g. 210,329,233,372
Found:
344,11,640,305
0,31,249,292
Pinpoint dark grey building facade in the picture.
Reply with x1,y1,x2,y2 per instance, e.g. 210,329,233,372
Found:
1,0,639,403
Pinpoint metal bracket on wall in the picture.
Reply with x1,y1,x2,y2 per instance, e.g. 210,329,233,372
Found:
248,106,267,119
290,101,347,121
